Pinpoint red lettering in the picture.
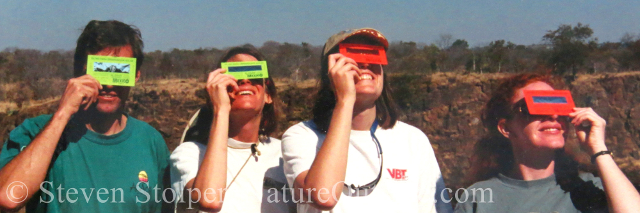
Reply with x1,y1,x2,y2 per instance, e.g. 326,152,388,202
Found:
387,168,395,178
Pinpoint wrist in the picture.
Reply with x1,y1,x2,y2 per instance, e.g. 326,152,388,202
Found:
588,144,608,156
591,150,613,164
213,105,231,114
53,109,73,121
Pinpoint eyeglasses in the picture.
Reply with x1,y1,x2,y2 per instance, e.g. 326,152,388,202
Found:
344,120,383,196
511,100,570,122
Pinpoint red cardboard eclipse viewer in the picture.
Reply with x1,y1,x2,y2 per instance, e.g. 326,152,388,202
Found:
339,43,388,65
523,90,575,115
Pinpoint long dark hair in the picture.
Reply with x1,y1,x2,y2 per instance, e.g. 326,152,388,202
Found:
312,37,399,132
184,46,280,144
468,73,607,210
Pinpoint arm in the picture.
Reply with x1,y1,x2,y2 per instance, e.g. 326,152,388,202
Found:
184,69,237,212
292,54,361,210
0,75,100,211
570,107,640,213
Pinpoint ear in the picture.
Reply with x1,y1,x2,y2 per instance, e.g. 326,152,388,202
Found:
264,92,273,104
135,69,141,82
497,118,510,138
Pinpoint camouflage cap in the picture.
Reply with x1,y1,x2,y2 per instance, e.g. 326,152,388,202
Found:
322,28,389,57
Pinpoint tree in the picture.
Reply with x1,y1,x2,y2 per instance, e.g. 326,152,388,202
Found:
450,39,469,50
436,34,453,50
543,23,596,77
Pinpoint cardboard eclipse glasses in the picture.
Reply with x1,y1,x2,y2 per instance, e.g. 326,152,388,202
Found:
522,90,575,116
339,43,388,65
221,61,269,80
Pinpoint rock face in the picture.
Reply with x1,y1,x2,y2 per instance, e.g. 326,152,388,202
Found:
1,73,639,192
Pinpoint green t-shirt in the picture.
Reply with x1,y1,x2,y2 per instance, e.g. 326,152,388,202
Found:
0,114,170,213
454,173,608,213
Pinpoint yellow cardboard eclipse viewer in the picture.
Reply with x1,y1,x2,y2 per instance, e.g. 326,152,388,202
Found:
86,55,137,86
220,61,269,80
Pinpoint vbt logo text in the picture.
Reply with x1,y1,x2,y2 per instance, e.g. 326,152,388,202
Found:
387,168,408,180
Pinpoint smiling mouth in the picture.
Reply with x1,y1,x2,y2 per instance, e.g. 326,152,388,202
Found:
359,74,373,80
238,91,254,95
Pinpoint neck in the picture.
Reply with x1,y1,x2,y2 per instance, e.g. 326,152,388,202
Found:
83,111,127,135
229,110,262,143
509,147,556,181
352,103,377,131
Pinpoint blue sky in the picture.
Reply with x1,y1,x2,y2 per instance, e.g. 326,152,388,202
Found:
1,0,639,51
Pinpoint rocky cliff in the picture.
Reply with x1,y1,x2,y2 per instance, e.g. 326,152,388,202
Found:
1,72,639,191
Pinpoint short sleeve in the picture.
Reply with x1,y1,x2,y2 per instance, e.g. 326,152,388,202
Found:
0,115,50,169
169,141,207,200
281,121,323,189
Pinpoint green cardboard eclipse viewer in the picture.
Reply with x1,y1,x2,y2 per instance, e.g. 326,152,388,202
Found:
86,55,137,87
220,61,269,80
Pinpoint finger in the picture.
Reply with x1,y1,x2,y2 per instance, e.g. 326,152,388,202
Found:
328,53,343,71
569,107,592,116
336,63,361,76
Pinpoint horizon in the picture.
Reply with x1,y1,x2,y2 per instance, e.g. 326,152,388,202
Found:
1,0,639,52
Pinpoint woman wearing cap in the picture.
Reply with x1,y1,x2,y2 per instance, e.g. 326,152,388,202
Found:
170,46,294,213
454,73,640,212
281,28,453,213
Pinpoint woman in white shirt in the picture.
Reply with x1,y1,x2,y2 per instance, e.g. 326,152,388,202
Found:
170,46,294,212
281,28,453,213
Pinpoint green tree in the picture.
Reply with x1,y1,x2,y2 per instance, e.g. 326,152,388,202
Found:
543,23,597,77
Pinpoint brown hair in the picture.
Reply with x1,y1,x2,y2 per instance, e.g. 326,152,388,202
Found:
312,36,399,132
73,20,144,77
184,46,280,143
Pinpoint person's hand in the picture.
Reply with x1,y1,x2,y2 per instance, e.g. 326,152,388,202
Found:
327,53,361,103
57,75,102,116
569,107,608,155
206,68,238,113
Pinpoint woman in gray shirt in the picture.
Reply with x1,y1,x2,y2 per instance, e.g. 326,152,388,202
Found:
455,73,640,212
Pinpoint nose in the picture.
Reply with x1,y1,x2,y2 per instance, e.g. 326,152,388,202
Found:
238,79,251,85
358,63,371,70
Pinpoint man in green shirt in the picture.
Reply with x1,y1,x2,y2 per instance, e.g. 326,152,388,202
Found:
0,20,170,213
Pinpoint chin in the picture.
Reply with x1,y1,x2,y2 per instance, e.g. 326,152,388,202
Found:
536,137,565,149
94,102,123,115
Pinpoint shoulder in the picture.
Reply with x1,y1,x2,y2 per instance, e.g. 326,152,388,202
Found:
283,120,320,137
128,116,161,136
172,141,206,158
282,120,323,145
14,114,53,132
390,121,428,137
465,177,503,190
8,114,53,141
578,172,603,189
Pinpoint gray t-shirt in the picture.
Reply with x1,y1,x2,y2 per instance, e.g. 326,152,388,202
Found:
454,173,608,213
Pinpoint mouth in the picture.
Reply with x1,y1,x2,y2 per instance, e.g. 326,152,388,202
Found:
539,123,564,133
98,92,119,101
359,74,373,80
237,90,255,96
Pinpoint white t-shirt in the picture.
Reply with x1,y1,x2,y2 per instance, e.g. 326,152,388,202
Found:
170,137,295,213
282,120,453,213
